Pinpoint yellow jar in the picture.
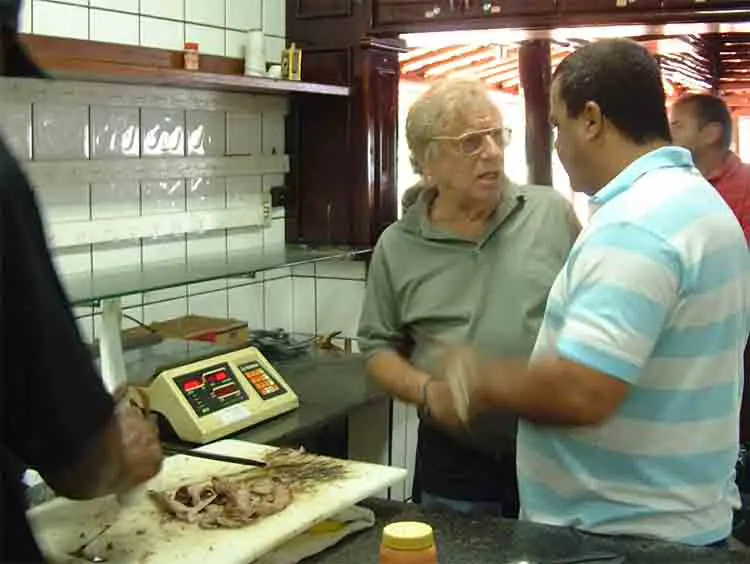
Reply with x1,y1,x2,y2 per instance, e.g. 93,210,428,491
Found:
379,521,438,564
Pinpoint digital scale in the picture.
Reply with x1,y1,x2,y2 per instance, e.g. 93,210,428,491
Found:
137,345,299,444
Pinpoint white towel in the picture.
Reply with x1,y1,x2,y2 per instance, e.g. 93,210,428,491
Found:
254,506,376,564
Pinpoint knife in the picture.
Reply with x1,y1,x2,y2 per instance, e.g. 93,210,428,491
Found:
162,444,268,467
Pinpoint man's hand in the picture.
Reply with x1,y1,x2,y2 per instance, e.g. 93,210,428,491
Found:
424,380,465,432
115,404,163,492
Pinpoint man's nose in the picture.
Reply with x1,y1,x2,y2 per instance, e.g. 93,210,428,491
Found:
480,134,502,158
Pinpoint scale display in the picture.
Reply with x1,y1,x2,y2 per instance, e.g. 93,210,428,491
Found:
143,346,300,444
173,363,248,417
238,361,287,400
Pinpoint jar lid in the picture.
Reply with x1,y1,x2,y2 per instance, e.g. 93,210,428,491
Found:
382,521,434,551
184,42,199,50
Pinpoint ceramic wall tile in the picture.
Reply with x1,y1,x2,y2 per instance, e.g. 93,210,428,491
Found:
141,178,186,214
264,217,285,246
226,0,261,31
264,35,285,64
315,279,365,338
262,0,284,37
315,259,367,280
140,0,184,20
92,241,141,273
140,16,184,50
186,110,226,156
262,112,285,155
90,9,139,45
53,246,92,278
227,226,263,255
292,277,315,334
19,0,31,33
185,24,225,57
141,108,185,157
225,30,245,59
187,231,227,258
33,1,89,40
228,283,264,329
33,104,89,160
91,0,139,13
226,112,261,155
188,291,229,318
186,0,224,27
187,176,226,211
264,276,292,331
91,181,140,220
36,183,90,223
226,175,262,207
91,106,140,159
0,103,31,160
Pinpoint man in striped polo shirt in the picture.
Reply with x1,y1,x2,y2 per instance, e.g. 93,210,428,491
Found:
439,39,750,546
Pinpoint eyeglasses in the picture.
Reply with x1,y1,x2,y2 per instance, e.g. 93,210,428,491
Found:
432,127,512,156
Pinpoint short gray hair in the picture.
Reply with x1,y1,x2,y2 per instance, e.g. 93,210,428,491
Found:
405,79,495,175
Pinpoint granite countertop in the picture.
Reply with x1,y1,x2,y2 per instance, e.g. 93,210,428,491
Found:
305,500,750,564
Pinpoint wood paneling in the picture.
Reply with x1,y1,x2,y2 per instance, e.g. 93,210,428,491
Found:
662,0,750,7
296,0,353,18
557,0,661,12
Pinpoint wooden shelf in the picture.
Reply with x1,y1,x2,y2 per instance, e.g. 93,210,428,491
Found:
18,34,350,97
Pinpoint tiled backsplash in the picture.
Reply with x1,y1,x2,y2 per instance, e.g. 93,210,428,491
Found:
8,1,369,352
19,0,286,61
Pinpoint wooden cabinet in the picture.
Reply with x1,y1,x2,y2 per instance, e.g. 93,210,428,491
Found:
557,0,660,11
286,0,401,246
374,0,553,26
662,0,750,8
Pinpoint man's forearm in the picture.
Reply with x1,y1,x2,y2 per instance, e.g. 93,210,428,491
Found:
475,357,627,426
365,349,430,406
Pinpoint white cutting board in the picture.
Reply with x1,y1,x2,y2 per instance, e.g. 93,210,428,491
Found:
28,440,407,564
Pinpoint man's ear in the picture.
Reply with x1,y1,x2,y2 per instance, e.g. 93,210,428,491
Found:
580,101,604,141
701,122,723,147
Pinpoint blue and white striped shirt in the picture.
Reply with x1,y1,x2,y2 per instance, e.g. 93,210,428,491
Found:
518,146,750,545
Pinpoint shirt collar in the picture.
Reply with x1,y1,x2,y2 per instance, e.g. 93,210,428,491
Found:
590,146,694,210
403,179,523,242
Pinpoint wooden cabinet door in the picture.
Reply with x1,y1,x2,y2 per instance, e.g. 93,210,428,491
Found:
468,0,555,16
557,0,660,11
663,0,750,8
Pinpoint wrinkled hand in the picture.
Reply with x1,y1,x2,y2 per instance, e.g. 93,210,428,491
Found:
115,401,163,492
425,380,465,432
436,344,482,423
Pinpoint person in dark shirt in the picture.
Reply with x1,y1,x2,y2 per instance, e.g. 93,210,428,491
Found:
1,2,164,561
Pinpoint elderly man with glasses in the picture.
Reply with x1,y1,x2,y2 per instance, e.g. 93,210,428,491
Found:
357,78,579,517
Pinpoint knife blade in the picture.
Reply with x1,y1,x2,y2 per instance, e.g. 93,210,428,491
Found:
162,444,267,467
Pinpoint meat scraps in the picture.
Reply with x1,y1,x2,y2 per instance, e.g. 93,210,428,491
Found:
150,448,346,529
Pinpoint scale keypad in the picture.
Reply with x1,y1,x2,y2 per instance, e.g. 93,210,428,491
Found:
238,361,287,400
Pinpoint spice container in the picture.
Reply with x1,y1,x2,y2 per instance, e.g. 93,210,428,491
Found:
379,521,438,564
281,43,302,81
184,42,199,71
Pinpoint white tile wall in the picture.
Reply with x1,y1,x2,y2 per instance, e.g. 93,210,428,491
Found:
26,0,284,64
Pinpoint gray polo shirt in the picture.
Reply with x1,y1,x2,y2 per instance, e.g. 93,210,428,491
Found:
360,182,577,365
358,182,578,458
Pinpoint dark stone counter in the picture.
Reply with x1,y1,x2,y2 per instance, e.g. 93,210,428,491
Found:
306,500,750,564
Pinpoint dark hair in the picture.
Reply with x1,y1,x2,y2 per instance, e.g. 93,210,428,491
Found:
674,93,733,151
552,39,671,145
